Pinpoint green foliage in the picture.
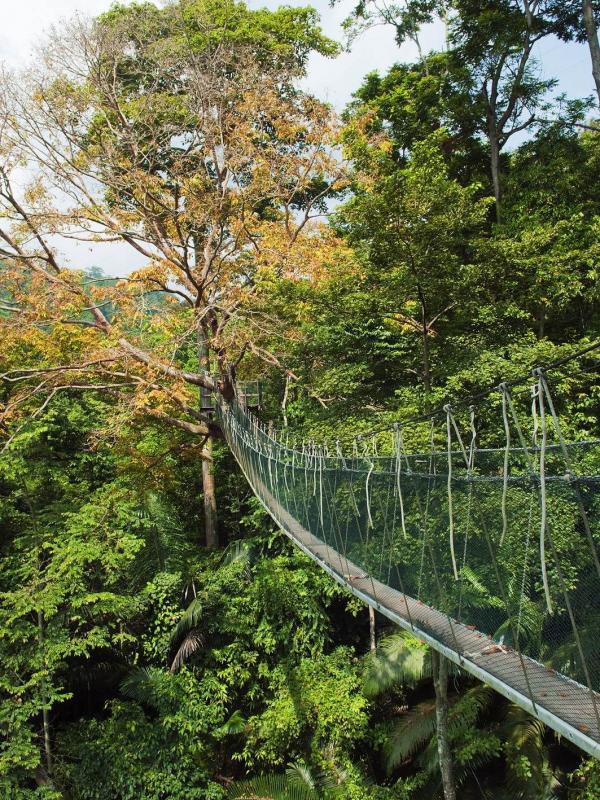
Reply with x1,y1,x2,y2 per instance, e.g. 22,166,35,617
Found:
241,648,369,769
568,757,600,800
100,0,338,78
57,700,224,800
343,52,484,182
338,0,444,50
0,396,143,789
228,772,317,800
364,632,430,696
2,1,600,797
502,706,557,800
0,389,361,795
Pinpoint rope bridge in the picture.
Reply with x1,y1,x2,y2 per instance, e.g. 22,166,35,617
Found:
216,365,600,758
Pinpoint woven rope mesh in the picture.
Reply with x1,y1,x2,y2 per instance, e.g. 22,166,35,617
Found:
217,387,600,752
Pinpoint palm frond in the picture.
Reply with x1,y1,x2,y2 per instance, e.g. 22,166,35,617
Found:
389,684,494,778
384,699,437,772
120,667,168,707
312,747,349,790
170,628,203,672
502,703,553,800
459,565,505,610
414,732,441,779
228,774,318,800
411,685,496,781
170,596,203,645
221,539,253,566
132,492,192,582
364,632,429,697
447,684,495,735
493,599,544,651
503,704,546,751
216,710,247,737
286,763,317,792
323,762,348,790
545,613,600,682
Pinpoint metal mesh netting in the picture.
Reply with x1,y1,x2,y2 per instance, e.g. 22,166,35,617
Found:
217,379,600,757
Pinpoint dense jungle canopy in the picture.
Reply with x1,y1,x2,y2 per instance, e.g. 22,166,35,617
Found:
1,0,600,797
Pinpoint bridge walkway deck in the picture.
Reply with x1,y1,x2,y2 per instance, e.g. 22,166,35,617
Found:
245,469,600,759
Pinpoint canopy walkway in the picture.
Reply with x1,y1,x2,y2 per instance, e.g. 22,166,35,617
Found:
216,363,600,758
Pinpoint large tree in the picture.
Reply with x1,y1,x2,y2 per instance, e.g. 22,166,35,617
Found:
337,129,491,396
343,52,487,186
339,0,585,220
0,0,345,547
449,0,559,220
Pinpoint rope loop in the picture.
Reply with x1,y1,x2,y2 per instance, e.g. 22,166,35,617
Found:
445,404,460,580
393,423,408,538
499,383,511,546
467,404,477,475
336,439,347,470
534,371,553,614
365,454,375,529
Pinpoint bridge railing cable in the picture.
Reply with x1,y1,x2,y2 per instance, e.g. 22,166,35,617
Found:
217,354,600,757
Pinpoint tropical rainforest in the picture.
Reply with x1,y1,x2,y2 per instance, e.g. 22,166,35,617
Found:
1,0,600,797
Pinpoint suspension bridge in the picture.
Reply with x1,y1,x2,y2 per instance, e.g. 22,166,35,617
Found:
216,349,600,759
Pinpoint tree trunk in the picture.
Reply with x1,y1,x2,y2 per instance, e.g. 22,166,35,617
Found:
489,131,502,223
198,325,218,549
583,0,600,106
369,606,376,652
442,8,450,52
410,33,428,75
202,436,218,549
418,289,432,395
37,610,52,778
421,324,431,394
432,651,456,800
537,305,546,339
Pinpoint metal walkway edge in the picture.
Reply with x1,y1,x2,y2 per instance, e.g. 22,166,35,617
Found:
226,428,600,759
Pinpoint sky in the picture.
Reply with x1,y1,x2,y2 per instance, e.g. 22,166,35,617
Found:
0,0,417,108
0,0,596,274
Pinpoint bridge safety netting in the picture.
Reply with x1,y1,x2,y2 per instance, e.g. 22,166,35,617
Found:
217,373,600,757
